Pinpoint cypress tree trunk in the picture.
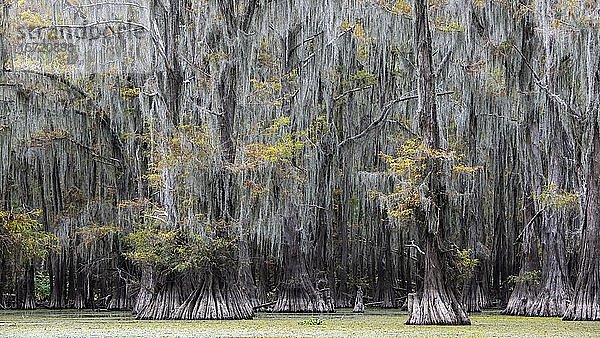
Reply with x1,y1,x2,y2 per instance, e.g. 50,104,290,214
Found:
0,257,5,309
529,207,573,317
524,5,577,316
528,100,574,317
137,279,182,320
49,251,67,309
462,101,489,312
108,236,130,310
504,197,541,315
563,64,600,320
0,4,7,310
72,270,88,310
492,140,514,305
274,224,332,313
462,211,490,313
462,274,487,313
67,251,75,308
252,253,272,307
406,0,469,325
17,263,36,310
335,211,352,308
353,286,364,313
238,234,259,308
376,219,396,308
505,0,542,315
407,235,469,325
133,265,155,315
108,272,130,310
0,0,8,74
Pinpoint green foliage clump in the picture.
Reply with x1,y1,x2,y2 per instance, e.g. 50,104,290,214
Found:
508,270,542,286
246,134,304,164
453,164,483,174
379,139,430,218
144,124,213,189
119,86,141,98
381,139,427,180
0,209,58,262
266,116,291,134
453,249,479,282
245,117,304,166
488,67,507,96
257,38,276,67
17,9,50,29
298,318,325,326
380,138,480,219
391,1,412,15
535,184,579,208
432,18,465,32
495,39,515,56
377,0,411,15
251,77,282,102
123,225,185,271
77,223,121,247
250,70,297,107
34,271,51,302
306,114,329,143
350,69,377,86
123,222,237,273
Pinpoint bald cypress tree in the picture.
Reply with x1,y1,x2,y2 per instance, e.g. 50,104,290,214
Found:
405,0,470,325
564,53,600,322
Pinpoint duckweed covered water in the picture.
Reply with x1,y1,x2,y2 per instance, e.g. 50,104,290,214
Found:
0,309,598,337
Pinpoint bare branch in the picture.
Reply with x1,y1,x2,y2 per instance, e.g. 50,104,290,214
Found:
65,1,147,9
515,206,546,243
37,20,149,31
512,45,582,119
333,85,373,101
302,27,353,67
337,90,453,148
10,69,124,154
292,30,324,52
435,50,452,78
299,204,326,210
405,240,425,255
253,301,276,310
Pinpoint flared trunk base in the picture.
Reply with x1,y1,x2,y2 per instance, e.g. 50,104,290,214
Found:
406,292,471,325
174,274,253,320
136,281,182,320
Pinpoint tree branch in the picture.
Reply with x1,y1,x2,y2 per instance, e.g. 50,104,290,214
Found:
515,206,546,243
333,84,373,101
302,26,353,67
435,49,452,78
337,90,453,148
405,240,425,255
512,45,582,119
10,69,124,155
66,1,147,9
